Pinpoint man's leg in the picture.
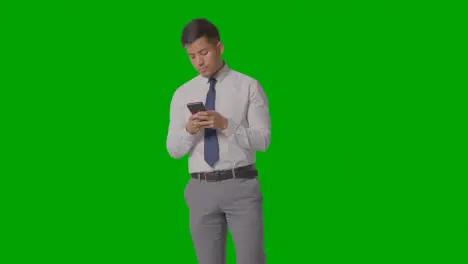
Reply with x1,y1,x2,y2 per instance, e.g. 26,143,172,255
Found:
223,178,266,264
185,179,227,264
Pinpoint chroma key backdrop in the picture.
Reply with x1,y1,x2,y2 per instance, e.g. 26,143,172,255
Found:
0,1,466,264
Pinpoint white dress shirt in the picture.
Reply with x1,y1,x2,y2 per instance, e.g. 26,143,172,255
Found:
166,63,271,173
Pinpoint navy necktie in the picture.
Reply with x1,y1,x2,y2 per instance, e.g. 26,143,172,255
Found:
204,77,219,167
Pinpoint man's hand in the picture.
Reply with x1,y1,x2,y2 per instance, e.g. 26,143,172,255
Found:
185,111,228,134
195,111,228,130
186,115,202,135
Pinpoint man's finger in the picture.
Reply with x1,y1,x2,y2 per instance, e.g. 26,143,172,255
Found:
197,115,213,121
192,112,201,118
197,121,214,126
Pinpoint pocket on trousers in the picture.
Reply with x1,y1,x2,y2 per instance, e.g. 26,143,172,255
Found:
237,178,262,200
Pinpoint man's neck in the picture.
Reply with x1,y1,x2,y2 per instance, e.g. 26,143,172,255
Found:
210,61,225,79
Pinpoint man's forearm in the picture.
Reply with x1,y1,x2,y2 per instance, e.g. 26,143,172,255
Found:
166,128,199,159
221,118,271,152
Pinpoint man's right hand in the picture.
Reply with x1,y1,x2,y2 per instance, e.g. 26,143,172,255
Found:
185,114,201,134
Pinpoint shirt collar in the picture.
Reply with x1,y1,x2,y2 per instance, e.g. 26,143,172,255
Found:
202,61,230,84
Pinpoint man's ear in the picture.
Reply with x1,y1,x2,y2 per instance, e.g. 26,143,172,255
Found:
217,41,224,55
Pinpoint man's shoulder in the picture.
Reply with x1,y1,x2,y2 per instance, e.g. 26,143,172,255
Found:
229,68,259,84
171,75,202,99
228,69,264,95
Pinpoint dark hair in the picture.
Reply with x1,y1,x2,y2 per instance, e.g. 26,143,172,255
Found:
181,18,220,46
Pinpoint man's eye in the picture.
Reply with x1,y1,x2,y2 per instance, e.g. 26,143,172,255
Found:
200,51,208,55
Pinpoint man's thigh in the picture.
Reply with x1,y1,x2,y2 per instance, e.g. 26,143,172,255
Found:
185,179,228,264
223,178,266,264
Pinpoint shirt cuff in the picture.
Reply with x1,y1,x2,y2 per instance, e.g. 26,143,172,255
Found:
220,118,237,137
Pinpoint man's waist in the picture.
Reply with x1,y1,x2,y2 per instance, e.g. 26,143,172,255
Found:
190,164,257,182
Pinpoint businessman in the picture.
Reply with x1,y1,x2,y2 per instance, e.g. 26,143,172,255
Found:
166,18,271,264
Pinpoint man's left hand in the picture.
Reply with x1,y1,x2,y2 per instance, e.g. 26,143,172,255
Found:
194,111,228,130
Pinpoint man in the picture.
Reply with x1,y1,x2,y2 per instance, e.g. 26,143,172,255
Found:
166,18,271,264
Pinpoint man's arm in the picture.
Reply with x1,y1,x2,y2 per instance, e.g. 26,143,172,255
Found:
221,81,271,151
166,90,200,159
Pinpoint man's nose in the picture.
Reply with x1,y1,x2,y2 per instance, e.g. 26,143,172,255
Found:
196,57,204,66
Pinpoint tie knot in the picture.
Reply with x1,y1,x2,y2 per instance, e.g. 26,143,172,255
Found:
209,77,217,84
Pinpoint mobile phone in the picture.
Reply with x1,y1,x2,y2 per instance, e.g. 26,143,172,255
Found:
187,102,207,114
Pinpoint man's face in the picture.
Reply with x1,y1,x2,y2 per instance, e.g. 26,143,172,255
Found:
185,37,223,77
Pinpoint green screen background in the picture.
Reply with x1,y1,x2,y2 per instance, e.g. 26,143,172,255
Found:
1,1,466,264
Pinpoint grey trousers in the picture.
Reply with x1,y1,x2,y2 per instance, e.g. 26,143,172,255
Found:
184,177,266,264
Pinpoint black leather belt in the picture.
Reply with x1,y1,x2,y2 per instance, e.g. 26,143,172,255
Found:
190,164,257,182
